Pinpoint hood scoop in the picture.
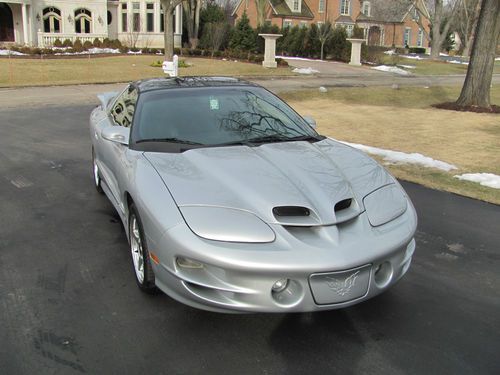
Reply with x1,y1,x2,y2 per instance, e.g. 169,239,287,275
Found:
272,206,320,226
334,198,361,224
273,206,310,217
335,198,352,212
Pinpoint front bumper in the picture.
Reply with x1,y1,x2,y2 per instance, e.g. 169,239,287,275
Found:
149,204,417,313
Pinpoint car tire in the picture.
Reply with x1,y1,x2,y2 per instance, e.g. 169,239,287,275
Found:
92,148,104,194
128,203,157,293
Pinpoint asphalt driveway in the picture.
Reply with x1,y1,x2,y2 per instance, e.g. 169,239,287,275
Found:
0,103,498,374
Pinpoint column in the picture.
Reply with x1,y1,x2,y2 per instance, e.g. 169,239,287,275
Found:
22,3,29,45
259,34,282,68
174,4,182,48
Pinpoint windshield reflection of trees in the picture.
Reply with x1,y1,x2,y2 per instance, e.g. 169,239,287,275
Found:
218,91,307,140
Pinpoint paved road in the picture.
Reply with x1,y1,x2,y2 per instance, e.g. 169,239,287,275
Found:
0,104,499,374
2,71,500,109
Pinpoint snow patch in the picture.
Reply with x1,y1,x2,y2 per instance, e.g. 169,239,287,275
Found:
401,54,425,60
454,173,500,189
372,65,411,75
334,139,458,171
55,47,120,55
127,50,142,55
384,50,396,55
293,67,319,74
448,59,469,65
0,49,26,56
277,56,327,62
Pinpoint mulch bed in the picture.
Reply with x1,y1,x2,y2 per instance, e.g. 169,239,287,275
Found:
433,102,500,114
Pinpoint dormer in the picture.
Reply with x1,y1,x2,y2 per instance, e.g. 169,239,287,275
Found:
362,1,371,17
285,0,302,13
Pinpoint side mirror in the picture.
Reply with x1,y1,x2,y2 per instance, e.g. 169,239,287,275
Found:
97,91,119,109
101,126,130,145
303,115,316,129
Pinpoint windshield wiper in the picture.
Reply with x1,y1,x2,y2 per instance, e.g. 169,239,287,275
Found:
213,135,324,148
136,137,203,145
287,135,324,142
247,134,323,144
246,134,291,144
214,140,251,147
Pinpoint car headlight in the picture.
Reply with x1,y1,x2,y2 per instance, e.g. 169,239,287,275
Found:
179,206,275,243
363,184,407,227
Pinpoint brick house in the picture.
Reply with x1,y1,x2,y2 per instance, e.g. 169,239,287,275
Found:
232,0,431,48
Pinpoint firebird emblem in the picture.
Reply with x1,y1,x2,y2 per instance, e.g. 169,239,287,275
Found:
325,271,360,296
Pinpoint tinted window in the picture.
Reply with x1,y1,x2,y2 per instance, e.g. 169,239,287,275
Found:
110,86,138,127
131,86,317,148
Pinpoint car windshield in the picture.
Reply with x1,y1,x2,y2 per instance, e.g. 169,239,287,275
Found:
131,86,320,152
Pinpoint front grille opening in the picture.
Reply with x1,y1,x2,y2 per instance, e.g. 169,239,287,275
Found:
273,206,310,217
334,198,352,212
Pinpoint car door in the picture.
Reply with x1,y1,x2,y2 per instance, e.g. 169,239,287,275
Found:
100,85,138,214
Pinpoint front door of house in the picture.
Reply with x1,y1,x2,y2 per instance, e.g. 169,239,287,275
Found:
0,3,15,42
368,26,381,46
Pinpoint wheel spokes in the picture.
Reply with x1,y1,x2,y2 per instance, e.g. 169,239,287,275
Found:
130,215,144,283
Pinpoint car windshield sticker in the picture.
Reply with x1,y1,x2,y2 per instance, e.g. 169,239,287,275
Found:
209,96,219,110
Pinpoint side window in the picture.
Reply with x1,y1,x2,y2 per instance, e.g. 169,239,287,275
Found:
111,86,138,127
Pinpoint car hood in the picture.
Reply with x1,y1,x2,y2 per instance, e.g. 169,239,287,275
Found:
144,139,394,226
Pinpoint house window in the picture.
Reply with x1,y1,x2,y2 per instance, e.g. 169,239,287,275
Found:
404,28,411,46
107,11,112,25
300,21,308,28
146,3,154,32
121,3,128,32
412,7,419,20
75,8,92,34
340,0,350,15
346,24,353,37
132,2,140,32
43,7,61,33
283,19,292,29
362,1,371,17
319,0,325,12
417,28,423,47
293,0,299,11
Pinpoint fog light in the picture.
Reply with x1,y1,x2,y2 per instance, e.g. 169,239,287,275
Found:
176,257,204,269
272,278,289,293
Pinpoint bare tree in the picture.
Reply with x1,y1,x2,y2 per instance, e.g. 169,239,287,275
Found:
206,22,227,56
455,0,500,109
455,0,481,56
413,0,462,58
183,0,202,48
160,0,185,60
126,16,142,49
317,22,333,61
255,0,267,27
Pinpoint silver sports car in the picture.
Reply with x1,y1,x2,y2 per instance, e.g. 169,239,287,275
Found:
90,77,417,313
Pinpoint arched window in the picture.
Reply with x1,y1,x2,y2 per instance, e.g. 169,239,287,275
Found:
43,7,61,33
75,8,92,34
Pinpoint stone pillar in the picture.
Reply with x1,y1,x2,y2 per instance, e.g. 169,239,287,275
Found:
22,3,29,45
258,34,282,68
347,38,364,66
174,4,182,48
